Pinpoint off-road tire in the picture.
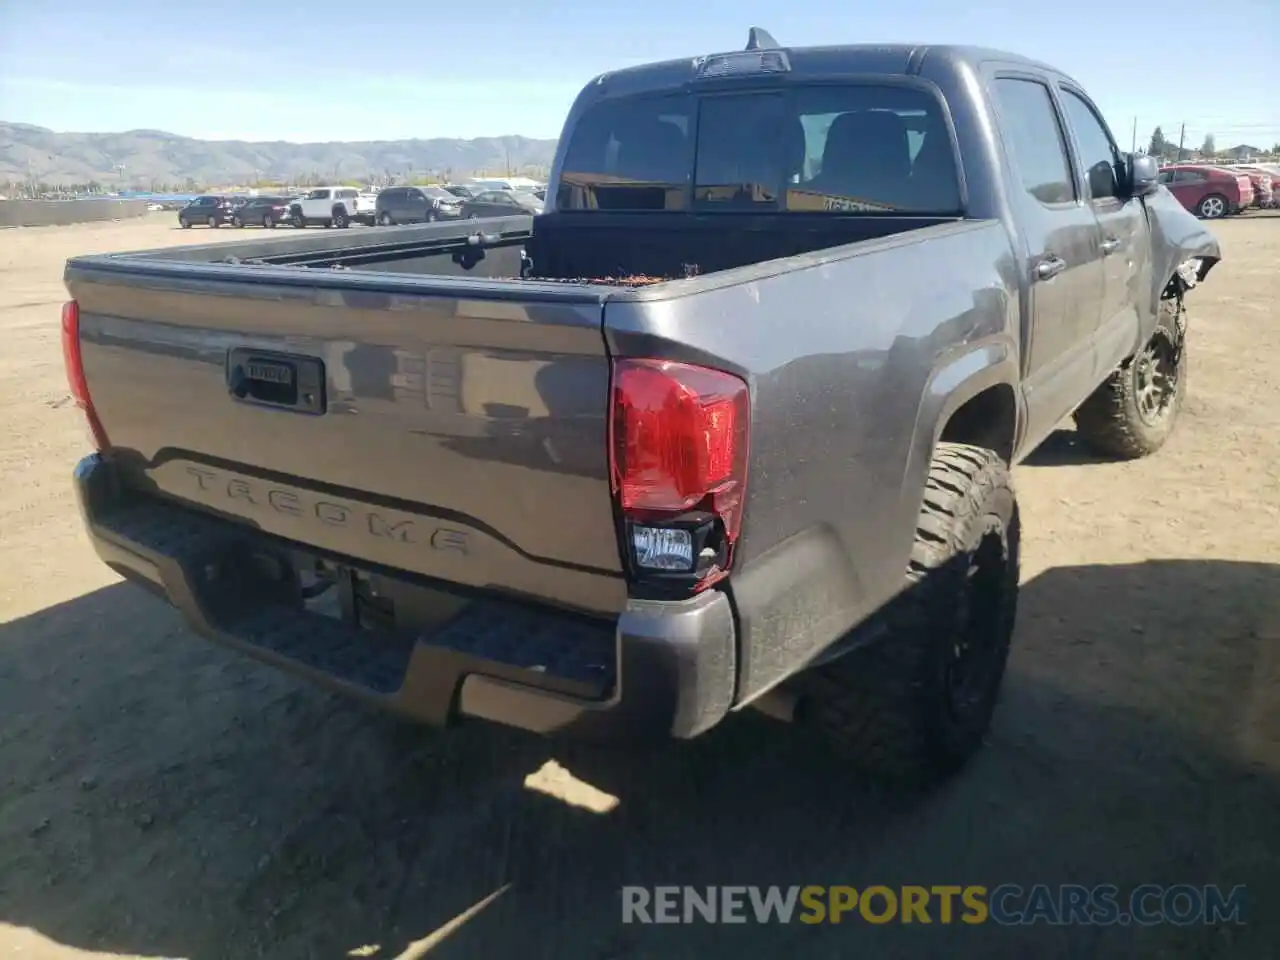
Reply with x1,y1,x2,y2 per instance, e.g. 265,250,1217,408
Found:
1073,300,1186,460
332,206,350,228
800,443,1020,785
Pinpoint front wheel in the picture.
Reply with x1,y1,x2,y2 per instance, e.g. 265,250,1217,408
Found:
1197,193,1228,219
206,215,218,228
798,443,1019,785
1073,300,1187,459
232,215,244,228
263,213,275,228
179,219,191,229
379,212,394,226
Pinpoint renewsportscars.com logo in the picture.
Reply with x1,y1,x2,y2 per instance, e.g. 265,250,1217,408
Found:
621,884,1248,926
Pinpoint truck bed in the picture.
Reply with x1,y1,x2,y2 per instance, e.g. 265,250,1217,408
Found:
68,208,1009,634
117,211,964,285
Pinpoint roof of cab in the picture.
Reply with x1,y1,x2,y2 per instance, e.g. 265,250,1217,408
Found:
589,41,1068,89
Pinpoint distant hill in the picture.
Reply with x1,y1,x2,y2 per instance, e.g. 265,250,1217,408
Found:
0,122,559,187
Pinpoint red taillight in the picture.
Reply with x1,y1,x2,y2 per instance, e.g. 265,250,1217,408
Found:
61,300,109,451
609,358,749,589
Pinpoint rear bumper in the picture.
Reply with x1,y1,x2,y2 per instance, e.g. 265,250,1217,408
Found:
74,453,736,742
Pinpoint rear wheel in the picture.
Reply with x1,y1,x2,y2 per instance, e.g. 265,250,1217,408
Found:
1197,193,1227,219
1073,300,1187,459
332,206,350,228
799,443,1019,785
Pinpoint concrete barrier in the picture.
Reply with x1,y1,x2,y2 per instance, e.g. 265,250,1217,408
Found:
0,199,150,228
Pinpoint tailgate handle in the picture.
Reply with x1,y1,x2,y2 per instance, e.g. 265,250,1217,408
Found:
227,349,326,415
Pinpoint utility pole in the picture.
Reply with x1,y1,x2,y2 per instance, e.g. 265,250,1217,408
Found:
1177,123,1186,162
1130,117,1137,153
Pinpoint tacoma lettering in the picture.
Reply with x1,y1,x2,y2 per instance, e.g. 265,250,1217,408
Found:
177,466,458,550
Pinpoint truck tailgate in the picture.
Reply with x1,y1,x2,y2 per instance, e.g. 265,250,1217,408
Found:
66,262,626,615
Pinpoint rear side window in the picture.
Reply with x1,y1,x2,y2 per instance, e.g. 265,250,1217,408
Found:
557,84,960,214
993,78,1075,205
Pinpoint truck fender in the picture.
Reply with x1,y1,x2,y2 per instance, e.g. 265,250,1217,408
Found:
899,342,1022,522
1142,187,1223,319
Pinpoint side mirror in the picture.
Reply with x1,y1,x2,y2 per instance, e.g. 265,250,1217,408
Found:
1127,153,1160,198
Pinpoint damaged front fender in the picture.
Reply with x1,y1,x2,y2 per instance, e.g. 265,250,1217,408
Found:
1143,186,1223,309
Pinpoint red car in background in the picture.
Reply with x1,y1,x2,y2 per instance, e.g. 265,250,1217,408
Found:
1233,166,1276,208
1158,164,1254,219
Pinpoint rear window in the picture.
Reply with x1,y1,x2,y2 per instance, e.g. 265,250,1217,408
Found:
557,84,961,214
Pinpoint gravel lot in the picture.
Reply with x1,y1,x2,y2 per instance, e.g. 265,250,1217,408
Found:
1,212,1277,959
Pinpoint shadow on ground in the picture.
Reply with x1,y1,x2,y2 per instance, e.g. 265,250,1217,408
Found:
1020,428,1114,468
1,559,1277,959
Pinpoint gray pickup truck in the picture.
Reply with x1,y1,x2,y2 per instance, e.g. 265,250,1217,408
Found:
63,32,1220,784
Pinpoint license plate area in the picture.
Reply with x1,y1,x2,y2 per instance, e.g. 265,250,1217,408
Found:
297,556,471,637
227,348,325,414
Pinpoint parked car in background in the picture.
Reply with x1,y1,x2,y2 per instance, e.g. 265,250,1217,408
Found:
232,196,294,228
177,195,238,228
1158,165,1253,219
290,187,377,228
1234,167,1276,208
375,186,463,225
441,184,477,199
460,189,542,219
469,178,523,193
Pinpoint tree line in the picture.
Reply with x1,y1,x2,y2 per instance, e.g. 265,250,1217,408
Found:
1146,127,1279,162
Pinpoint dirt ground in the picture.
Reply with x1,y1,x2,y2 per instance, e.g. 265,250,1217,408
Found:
0,212,1277,959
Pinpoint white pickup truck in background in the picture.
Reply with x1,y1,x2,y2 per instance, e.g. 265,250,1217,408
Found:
290,187,377,228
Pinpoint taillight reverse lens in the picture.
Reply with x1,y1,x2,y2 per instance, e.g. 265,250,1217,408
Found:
610,358,749,588
61,300,110,451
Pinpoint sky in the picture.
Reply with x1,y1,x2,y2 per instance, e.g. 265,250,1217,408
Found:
1,0,1276,149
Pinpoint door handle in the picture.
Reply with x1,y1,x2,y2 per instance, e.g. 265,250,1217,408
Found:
1100,237,1122,255
1035,255,1067,281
